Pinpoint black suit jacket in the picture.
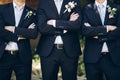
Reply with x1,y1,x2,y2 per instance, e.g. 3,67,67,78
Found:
0,3,37,64
82,2,120,65
37,0,82,58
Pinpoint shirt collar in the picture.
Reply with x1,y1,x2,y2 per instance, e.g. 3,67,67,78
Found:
95,0,107,8
13,1,25,10
54,0,63,2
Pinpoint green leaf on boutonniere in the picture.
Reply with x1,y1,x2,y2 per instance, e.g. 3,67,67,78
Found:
107,5,117,18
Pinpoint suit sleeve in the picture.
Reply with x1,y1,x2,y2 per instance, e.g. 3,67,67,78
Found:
37,8,60,35
55,0,81,31
14,14,38,39
0,12,18,42
37,0,63,35
82,6,107,38
106,5,120,39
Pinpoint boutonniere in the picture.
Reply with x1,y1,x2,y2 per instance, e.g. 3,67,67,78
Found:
64,1,77,13
25,9,36,19
107,5,117,18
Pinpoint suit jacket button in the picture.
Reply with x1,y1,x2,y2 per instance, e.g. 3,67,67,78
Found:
5,42,7,45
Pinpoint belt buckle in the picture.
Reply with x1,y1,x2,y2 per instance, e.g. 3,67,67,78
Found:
8,51,18,55
10,51,14,55
101,52,109,56
56,44,63,49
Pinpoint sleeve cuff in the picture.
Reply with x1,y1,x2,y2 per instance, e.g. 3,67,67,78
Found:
53,20,56,27
106,25,109,32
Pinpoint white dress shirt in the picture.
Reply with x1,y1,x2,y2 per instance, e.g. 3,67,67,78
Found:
5,2,25,51
95,0,109,52
54,0,64,44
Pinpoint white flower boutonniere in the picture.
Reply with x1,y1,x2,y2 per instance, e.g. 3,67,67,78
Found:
25,10,36,19
107,5,117,18
64,1,77,13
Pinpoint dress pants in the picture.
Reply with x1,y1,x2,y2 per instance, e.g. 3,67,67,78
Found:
85,54,120,80
40,47,79,80
0,51,32,80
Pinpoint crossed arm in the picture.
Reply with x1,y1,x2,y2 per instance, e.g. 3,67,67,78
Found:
82,6,120,42
4,23,36,41
84,22,117,39
37,0,81,35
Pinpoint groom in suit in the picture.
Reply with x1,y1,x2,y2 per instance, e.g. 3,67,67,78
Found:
0,0,37,80
82,0,120,80
37,0,82,80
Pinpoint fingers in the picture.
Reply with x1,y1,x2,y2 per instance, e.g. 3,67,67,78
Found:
28,23,35,29
4,26,15,33
71,12,75,16
84,23,91,27
18,37,26,41
70,12,79,21
93,36,98,39
63,30,67,33
107,25,117,31
47,20,53,25
71,12,79,17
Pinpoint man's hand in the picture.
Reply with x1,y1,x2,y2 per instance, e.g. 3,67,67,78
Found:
84,23,91,27
47,20,55,26
93,36,98,39
28,23,36,29
107,25,117,32
5,26,15,33
70,12,79,21
18,23,36,41
18,37,26,41
84,23,98,39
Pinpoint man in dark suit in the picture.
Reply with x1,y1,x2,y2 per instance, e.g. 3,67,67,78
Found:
0,0,37,80
37,0,82,80
82,0,120,80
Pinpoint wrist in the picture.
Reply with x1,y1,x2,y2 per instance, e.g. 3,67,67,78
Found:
13,27,15,33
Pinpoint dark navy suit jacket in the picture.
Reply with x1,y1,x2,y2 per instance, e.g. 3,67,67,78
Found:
37,0,82,58
0,3,37,64
82,2,120,65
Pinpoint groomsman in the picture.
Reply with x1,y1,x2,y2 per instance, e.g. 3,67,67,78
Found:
82,0,120,80
37,0,82,80
0,0,37,80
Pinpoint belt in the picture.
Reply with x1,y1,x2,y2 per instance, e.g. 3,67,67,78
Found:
5,50,19,55
54,44,63,49
101,52,109,56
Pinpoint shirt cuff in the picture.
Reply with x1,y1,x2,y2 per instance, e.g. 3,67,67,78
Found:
53,20,56,27
105,25,109,32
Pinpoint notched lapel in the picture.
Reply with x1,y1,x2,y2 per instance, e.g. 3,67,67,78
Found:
18,5,28,27
92,4,103,25
60,0,72,17
8,3,15,25
104,2,112,25
48,0,59,16
104,8,109,25
60,0,68,16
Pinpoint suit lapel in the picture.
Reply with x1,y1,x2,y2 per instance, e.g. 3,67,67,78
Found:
60,0,68,16
92,3,103,25
104,8,109,25
8,3,15,25
104,2,111,25
18,5,28,27
48,0,59,16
